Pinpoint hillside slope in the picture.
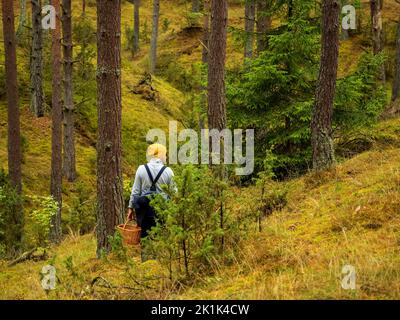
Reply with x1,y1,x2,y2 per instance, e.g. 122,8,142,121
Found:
1,117,400,299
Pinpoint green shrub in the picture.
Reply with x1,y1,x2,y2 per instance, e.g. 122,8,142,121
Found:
108,231,127,262
125,25,138,55
0,170,23,257
185,12,203,29
144,165,242,281
28,195,58,247
67,182,96,235
162,18,171,33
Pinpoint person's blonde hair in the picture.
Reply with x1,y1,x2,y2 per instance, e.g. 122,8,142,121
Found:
147,143,167,163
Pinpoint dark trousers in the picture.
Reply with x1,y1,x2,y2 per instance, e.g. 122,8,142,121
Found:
135,196,157,239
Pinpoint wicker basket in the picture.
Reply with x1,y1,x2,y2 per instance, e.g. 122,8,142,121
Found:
117,222,141,246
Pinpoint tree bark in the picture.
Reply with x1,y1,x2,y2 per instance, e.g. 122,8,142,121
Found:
256,0,271,54
311,0,340,171
16,0,27,41
1,0,22,195
62,0,76,182
192,0,200,12
244,0,256,59
392,21,400,102
30,0,44,118
82,0,86,15
96,0,124,257
208,0,228,131
50,0,63,243
370,0,385,81
133,0,140,54
149,0,160,74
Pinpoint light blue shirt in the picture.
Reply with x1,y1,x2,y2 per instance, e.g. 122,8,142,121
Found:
128,158,175,209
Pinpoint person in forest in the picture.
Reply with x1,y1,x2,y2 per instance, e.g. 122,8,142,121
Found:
127,143,175,260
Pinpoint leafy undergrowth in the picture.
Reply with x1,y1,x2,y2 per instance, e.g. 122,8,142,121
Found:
176,119,400,300
1,118,400,300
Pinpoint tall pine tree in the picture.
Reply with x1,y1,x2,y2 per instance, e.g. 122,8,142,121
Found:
50,0,63,243
96,0,124,256
311,0,340,171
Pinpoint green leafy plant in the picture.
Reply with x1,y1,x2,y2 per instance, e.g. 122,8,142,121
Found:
108,231,127,262
29,195,58,247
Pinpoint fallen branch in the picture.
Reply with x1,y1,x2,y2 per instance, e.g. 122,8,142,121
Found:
91,276,142,292
7,248,47,267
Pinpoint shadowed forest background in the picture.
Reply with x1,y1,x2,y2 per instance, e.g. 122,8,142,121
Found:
1,0,400,299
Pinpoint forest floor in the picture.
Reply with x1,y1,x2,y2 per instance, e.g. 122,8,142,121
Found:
1,117,400,299
1,0,400,299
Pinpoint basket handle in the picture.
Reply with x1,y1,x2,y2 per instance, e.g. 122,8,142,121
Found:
123,211,136,229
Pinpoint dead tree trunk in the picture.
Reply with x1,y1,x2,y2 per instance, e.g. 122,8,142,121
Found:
133,0,140,54
311,0,340,171
370,0,385,81
2,0,22,195
16,0,27,41
50,0,63,243
30,0,44,117
149,0,160,74
256,0,271,54
202,0,210,64
192,0,200,12
244,0,256,59
96,0,124,257
392,21,400,102
199,0,210,129
62,0,76,182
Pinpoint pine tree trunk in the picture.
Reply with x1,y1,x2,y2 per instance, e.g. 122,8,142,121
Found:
50,0,63,243
150,0,160,74
96,0,124,257
16,0,27,41
370,0,385,81
256,0,271,54
208,0,228,131
202,0,210,64
62,0,76,182
30,0,44,117
133,0,140,54
208,0,228,251
82,0,86,15
2,0,22,195
392,21,400,102
192,0,200,12
244,0,255,59
311,0,340,171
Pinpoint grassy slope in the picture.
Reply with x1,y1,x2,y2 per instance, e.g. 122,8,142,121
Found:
1,117,400,299
177,119,400,299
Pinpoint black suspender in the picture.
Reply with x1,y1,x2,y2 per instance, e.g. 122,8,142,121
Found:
144,164,167,192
